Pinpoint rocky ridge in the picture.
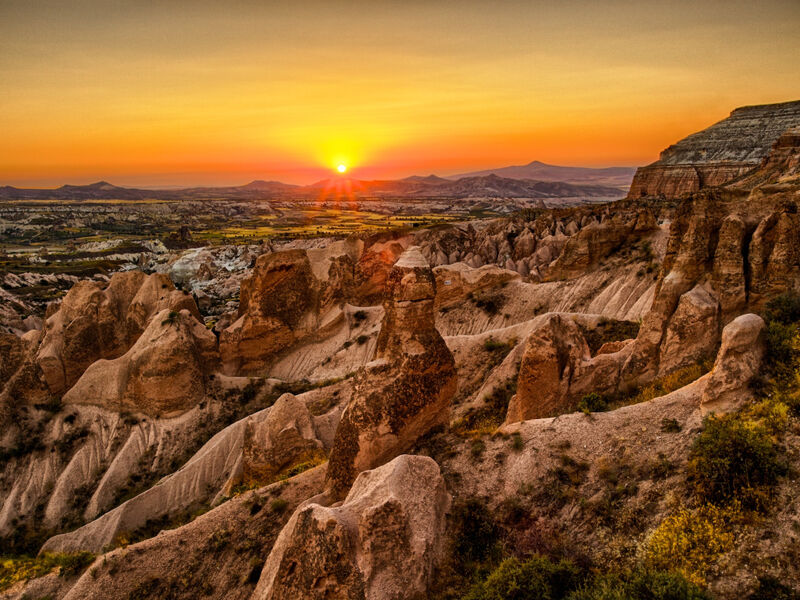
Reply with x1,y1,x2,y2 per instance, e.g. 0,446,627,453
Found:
629,100,800,198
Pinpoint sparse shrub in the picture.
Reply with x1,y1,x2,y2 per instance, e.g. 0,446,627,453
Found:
569,568,711,600
587,457,639,528
511,432,524,452
270,498,289,513
239,380,260,404
579,319,640,355
356,334,369,345
451,498,501,567
536,454,589,509
483,338,514,354
472,291,505,315
761,293,800,415
640,240,655,262
687,413,787,510
453,380,517,436
578,392,607,414
644,503,743,587
642,453,676,481
161,310,179,326
470,439,486,459
352,310,368,323
620,361,711,408
660,418,682,433
0,552,95,591
207,529,230,552
464,555,581,600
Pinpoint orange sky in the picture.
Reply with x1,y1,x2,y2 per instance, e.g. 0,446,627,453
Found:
1,0,799,187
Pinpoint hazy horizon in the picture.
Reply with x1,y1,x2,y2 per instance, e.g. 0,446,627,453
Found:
2,157,642,189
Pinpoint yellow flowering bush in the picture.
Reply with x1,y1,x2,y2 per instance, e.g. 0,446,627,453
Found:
0,552,94,591
644,503,742,587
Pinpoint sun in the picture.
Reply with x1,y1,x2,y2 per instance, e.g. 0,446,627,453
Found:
336,164,347,174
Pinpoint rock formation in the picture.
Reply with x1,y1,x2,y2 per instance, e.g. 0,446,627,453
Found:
505,314,590,422
700,313,766,415
219,242,365,375
433,262,520,309
62,308,218,417
324,247,457,499
629,100,800,198
657,284,719,375
252,455,449,600
239,393,324,486
34,271,199,398
0,332,26,394
546,209,658,280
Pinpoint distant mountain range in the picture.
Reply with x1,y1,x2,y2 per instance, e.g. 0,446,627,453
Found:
451,160,636,188
0,162,632,201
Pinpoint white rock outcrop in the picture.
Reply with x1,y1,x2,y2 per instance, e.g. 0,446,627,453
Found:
252,454,450,600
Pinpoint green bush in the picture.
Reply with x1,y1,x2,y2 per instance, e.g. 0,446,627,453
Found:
578,393,608,414
687,413,787,510
0,552,95,591
464,556,581,600
763,292,800,326
452,499,500,567
660,418,682,433
454,381,517,435
483,338,514,353
270,498,289,513
568,568,711,600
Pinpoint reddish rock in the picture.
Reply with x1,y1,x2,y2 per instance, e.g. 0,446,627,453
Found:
628,100,800,199
62,309,218,417
34,272,200,397
325,247,457,500
700,314,766,415
596,338,634,355
240,393,324,486
658,285,719,376
505,314,590,423
254,455,449,600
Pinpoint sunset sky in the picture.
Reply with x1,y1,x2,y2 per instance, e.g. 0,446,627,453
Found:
2,0,799,187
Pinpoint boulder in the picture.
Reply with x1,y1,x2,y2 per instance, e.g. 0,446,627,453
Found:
252,455,449,600
240,393,324,486
324,247,457,499
700,314,766,415
657,284,719,376
505,314,590,423
62,309,219,417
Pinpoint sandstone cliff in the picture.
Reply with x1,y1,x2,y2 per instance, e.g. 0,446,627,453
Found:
629,100,800,198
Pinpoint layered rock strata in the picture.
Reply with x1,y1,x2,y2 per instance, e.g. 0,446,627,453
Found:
629,100,800,198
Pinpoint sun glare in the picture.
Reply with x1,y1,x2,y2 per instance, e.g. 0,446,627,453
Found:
337,164,347,174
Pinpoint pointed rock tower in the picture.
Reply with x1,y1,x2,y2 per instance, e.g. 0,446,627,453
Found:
324,246,457,499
